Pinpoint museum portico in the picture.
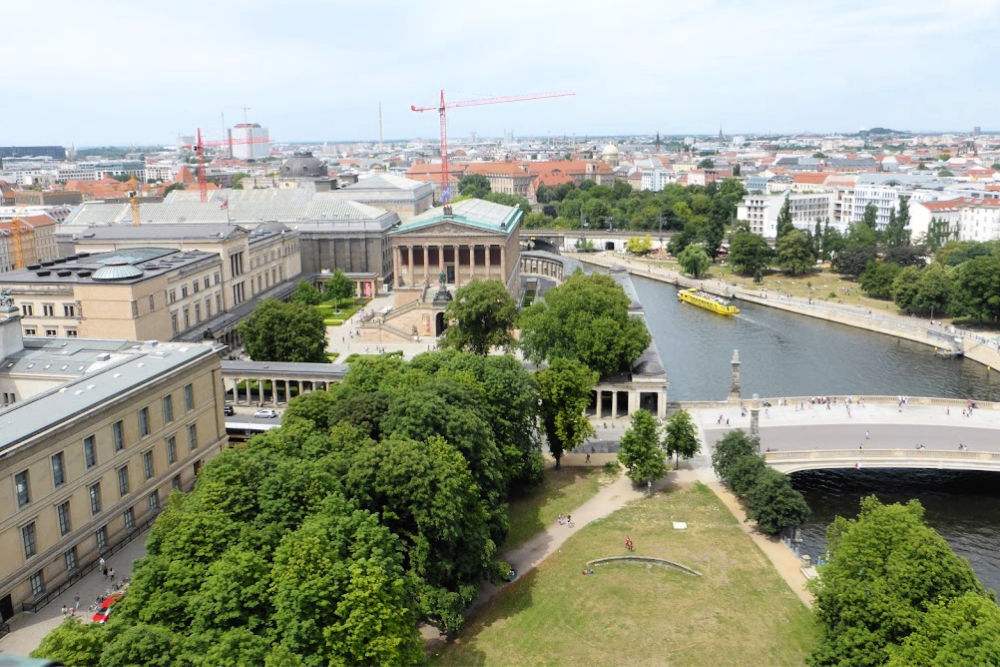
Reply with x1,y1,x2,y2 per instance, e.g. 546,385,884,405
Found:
388,199,522,299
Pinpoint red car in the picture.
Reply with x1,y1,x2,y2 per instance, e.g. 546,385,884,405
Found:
91,592,123,624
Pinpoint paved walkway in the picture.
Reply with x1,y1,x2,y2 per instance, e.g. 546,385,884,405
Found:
0,533,148,657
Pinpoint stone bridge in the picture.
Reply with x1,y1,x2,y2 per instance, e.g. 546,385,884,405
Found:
690,395,1000,475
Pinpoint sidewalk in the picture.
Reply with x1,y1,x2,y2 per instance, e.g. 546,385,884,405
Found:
0,533,149,657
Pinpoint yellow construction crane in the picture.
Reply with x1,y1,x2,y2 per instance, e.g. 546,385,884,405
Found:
9,209,29,269
129,191,141,227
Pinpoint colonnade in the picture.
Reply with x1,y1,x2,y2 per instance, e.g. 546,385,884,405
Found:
590,384,667,420
394,242,506,288
223,376,338,407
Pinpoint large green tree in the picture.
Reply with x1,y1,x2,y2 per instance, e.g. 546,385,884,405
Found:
859,261,902,300
536,358,597,469
951,254,1000,322
886,592,1000,667
810,496,988,666
663,409,700,469
711,430,758,483
678,243,711,278
617,410,666,486
775,229,816,275
728,231,772,276
458,173,490,198
520,271,651,376
440,279,518,354
238,299,328,363
776,195,794,240
31,619,106,666
290,279,323,306
745,467,809,535
885,196,911,247
323,269,355,305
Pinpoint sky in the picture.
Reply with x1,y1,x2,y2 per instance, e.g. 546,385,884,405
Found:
6,0,1000,146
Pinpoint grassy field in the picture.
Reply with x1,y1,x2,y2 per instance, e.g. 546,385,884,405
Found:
504,466,615,551
436,483,815,667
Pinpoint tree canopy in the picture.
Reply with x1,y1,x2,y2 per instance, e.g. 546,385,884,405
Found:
33,349,548,665
536,357,597,469
617,410,666,486
664,409,700,469
678,243,711,278
323,270,354,303
728,231,772,276
520,271,651,376
238,299,328,363
440,279,518,354
809,496,990,666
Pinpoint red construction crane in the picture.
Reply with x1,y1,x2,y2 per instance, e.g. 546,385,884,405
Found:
183,128,272,202
410,90,574,202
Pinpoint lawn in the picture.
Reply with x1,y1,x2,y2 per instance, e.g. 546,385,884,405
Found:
435,483,816,667
504,466,614,551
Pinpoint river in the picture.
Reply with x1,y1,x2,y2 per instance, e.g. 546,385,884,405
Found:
631,275,1000,593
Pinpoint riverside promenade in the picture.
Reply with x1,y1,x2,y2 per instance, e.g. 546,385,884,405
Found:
574,252,1000,371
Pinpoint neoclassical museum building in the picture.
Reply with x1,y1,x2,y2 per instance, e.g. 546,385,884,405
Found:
387,199,522,333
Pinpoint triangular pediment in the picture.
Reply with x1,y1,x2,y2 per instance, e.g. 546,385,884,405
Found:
391,220,508,238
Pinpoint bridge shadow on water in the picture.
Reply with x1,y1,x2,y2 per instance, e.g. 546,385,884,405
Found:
791,467,1000,594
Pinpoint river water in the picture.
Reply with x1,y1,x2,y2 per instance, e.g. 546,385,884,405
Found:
631,275,1000,593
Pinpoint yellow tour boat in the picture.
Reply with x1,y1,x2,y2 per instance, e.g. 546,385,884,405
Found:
677,288,740,315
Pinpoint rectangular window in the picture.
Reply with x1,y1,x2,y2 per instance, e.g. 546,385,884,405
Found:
130,301,138,317
15,470,30,507
45,329,57,337
57,500,71,535
23,328,36,336
96,525,107,549
169,289,176,304
149,295,155,311
66,329,77,338
89,483,102,515
139,407,150,437
51,452,66,487
167,436,177,464
42,303,54,317
22,522,37,558
84,435,96,468
172,474,181,490
194,303,201,323
171,312,179,335
181,285,188,298
184,384,194,411
21,303,33,316
113,420,124,451
29,571,44,598
193,280,199,294
65,547,78,572
63,303,76,317
204,276,211,289
148,491,159,511
117,466,129,496
123,506,135,530
162,395,173,423
188,424,198,450
143,451,154,479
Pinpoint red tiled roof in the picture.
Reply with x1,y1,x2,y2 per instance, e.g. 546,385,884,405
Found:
793,172,828,185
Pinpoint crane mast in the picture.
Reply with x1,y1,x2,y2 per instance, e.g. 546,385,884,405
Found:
410,89,574,202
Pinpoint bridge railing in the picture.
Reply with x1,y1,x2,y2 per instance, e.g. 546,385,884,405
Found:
752,395,1000,411
765,449,1000,467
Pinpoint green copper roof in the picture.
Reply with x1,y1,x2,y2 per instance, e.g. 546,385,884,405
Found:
390,198,521,236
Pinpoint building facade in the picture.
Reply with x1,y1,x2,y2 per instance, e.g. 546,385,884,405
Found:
230,123,271,160
388,198,522,299
0,307,226,619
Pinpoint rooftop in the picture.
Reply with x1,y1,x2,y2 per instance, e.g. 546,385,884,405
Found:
390,198,521,235
0,335,217,455
0,247,217,285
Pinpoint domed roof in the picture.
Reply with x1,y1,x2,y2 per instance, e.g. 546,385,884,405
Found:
279,151,328,178
602,143,619,156
93,263,144,281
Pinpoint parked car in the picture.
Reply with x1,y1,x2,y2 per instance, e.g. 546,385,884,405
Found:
223,405,235,416
92,592,123,624
254,408,278,419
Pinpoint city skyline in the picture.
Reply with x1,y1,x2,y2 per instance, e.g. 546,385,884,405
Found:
7,0,1000,146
